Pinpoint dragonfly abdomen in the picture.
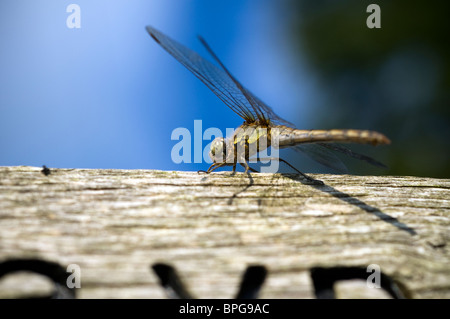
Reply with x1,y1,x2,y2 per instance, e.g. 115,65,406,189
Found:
275,127,391,147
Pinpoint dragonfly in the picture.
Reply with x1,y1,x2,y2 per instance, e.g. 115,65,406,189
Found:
146,26,391,182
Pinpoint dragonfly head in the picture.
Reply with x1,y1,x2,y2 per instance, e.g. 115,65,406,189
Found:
209,137,228,163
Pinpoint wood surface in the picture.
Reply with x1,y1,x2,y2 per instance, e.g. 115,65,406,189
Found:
0,166,448,298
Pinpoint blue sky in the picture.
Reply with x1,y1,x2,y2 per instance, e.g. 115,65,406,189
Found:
0,1,319,172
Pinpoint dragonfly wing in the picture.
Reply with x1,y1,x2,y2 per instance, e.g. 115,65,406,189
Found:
147,26,295,127
147,26,257,122
291,143,349,173
291,142,388,172
317,143,388,168
249,93,296,127
197,35,296,127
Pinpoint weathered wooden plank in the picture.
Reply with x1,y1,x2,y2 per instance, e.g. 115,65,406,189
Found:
0,166,449,298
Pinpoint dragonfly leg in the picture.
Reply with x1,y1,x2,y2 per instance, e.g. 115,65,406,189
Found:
248,166,258,173
239,158,258,174
208,162,228,173
239,162,258,173
198,162,225,174
198,163,215,174
258,157,323,185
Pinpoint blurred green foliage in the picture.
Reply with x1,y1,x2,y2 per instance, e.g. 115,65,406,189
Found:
287,0,450,177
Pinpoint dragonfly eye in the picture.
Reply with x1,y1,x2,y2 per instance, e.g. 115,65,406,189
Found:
209,137,226,163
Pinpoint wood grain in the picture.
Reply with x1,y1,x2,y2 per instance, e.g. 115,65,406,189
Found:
0,166,448,298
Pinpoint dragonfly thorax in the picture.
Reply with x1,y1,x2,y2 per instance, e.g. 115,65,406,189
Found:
209,125,273,165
